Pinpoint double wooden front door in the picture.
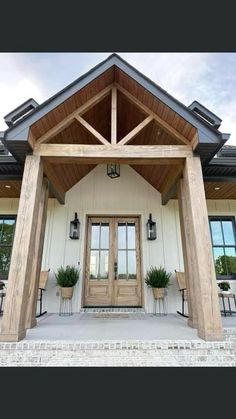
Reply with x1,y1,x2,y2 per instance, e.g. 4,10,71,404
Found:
84,216,142,307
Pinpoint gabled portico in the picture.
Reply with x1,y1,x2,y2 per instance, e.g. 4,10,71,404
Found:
0,54,229,342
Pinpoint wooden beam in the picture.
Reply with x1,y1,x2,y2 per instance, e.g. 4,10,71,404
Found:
191,130,199,150
34,144,193,165
111,87,117,144
48,182,65,204
116,84,191,146
119,115,153,146
75,115,110,146
25,178,49,329
30,85,113,147
161,165,183,205
0,155,44,341
43,160,65,204
180,156,223,341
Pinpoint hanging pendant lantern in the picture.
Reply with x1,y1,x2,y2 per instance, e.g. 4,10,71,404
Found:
107,164,120,179
69,212,80,239
147,213,157,240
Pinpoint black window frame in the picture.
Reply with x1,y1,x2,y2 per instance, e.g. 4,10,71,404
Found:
0,214,17,280
209,216,236,280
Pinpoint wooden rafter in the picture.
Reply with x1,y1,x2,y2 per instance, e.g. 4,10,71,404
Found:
119,115,153,145
29,84,113,148
111,87,117,144
161,165,183,205
115,84,191,146
75,115,110,146
43,160,65,204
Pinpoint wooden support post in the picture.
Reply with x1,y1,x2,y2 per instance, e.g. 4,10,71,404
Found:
0,155,43,341
25,178,49,329
177,179,197,328
111,87,117,144
181,156,222,340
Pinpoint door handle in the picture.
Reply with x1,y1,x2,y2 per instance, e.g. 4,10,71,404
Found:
114,261,118,280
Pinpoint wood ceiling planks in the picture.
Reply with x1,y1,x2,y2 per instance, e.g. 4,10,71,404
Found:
30,67,115,140
44,162,96,192
114,67,196,143
204,182,236,199
30,65,196,146
0,180,22,198
131,164,173,192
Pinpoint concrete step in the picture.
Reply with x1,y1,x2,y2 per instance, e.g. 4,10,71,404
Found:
0,339,235,367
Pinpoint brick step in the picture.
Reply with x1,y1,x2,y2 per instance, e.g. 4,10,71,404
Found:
0,339,235,366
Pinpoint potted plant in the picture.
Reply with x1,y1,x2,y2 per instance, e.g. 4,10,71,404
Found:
218,281,231,294
55,265,80,299
145,266,171,299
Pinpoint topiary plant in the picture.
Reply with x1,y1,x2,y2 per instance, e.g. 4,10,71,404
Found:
55,265,80,288
145,266,171,288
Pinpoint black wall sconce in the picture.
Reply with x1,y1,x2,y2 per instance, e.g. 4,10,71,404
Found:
147,213,157,240
107,164,120,179
69,212,80,239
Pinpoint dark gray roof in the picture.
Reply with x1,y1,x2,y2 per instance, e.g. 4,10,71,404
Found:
0,53,230,164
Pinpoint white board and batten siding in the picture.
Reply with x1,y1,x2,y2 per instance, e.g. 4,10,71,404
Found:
0,164,236,313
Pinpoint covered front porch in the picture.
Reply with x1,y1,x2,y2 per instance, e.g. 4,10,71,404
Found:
0,54,231,343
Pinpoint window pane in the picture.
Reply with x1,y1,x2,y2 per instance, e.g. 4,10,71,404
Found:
0,219,3,243
222,221,235,245
1,219,15,245
0,247,11,277
213,247,226,275
210,221,223,245
99,250,109,279
89,250,99,279
118,250,127,279
118,224,126,249
100,224,109,249
225,248,236,275
91,224,100,249
128,250,136,279
127,224,135,249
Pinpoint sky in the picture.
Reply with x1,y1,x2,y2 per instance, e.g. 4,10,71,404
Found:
0,52,235,145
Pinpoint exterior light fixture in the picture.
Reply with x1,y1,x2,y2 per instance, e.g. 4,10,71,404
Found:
147,213,157,240
214,186,221,191
107,164,120,179
5,185,11,189
69,212,80,239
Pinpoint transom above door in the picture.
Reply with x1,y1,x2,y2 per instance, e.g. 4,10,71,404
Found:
84,216,142,307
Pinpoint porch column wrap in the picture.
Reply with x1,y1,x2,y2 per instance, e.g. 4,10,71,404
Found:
25,178,49,329
0,155,44,341
177,179,197,328
181,156,223,341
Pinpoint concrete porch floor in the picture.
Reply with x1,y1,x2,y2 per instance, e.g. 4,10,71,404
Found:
21,312,236,341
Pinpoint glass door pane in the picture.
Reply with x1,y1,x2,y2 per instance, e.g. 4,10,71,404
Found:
89,222,109,280
117,222,137,280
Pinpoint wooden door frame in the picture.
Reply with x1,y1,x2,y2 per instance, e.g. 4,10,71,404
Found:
81,214,143,308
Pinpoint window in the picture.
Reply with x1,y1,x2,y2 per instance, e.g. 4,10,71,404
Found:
209,216,236,278
0,215,16,279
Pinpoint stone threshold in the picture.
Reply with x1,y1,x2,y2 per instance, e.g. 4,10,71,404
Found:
80,308,145,313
